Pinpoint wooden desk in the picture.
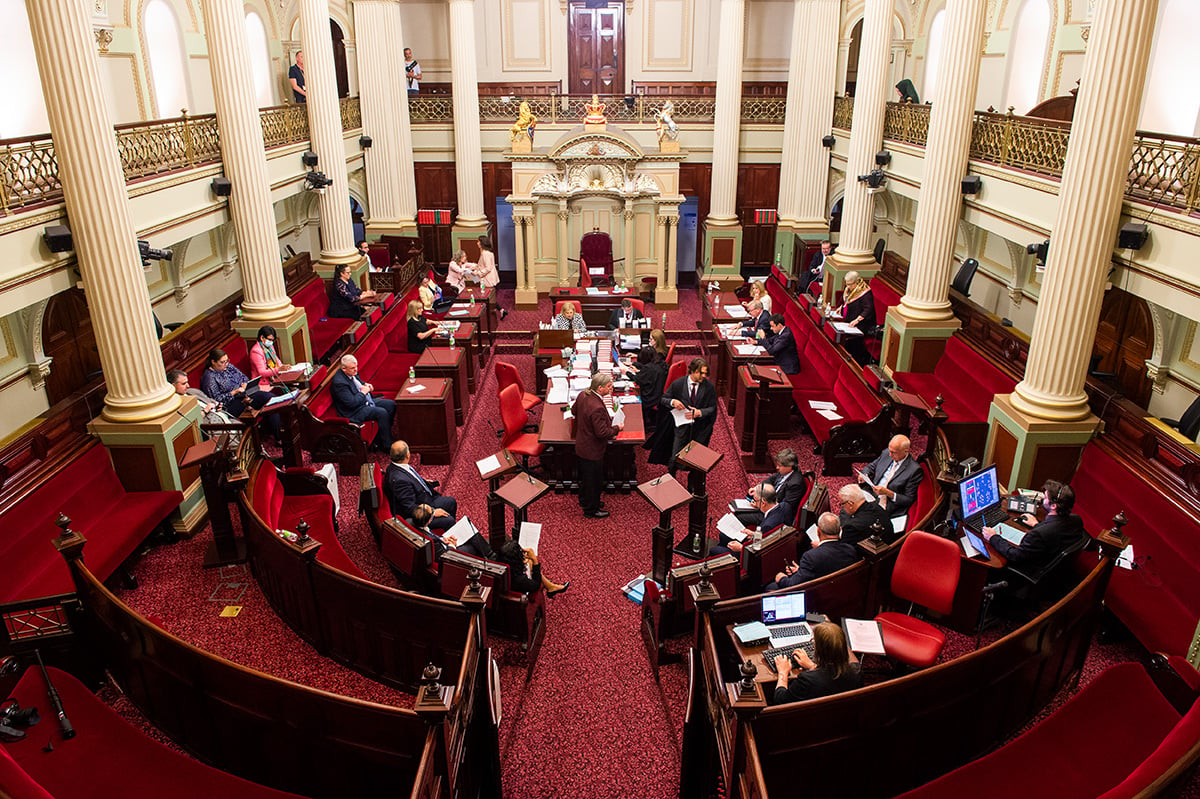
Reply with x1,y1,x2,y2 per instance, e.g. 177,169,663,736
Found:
727,623,803,685
455,286,497,348
734,364,793,470
478,449,520,550
551,288,645,329
414,348,468,426
674,441,723,558
495,473,551,544
441,305,485,366
532,330,576,396
395,377,455,465
537,396,646,493
431,321,477,392
721,338,772,416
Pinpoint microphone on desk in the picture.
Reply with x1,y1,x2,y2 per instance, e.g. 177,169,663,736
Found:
981,581,1008,594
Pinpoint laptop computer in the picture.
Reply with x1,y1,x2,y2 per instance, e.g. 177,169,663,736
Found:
761,593,813,647
959,465,1009,534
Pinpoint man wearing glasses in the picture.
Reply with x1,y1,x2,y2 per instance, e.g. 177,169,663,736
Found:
836,484,893,545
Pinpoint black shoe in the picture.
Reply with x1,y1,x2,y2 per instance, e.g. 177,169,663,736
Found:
584,510,611,519
547,581,570,598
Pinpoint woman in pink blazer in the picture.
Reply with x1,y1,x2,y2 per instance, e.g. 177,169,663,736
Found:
475,236,508,319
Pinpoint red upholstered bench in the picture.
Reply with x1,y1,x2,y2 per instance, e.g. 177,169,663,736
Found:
246,459,363,578
0,666,305,799
291,276,363,361
894,659,1200,799
0,443,182,603
1070,442,1200,656
296,365,376,476
353,300,420,394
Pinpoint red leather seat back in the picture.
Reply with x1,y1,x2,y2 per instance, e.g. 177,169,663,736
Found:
554,300,582,316
891,531,961,615
499,384,528,448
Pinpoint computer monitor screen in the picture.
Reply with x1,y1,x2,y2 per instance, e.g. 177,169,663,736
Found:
761,593,806,624
960,465,1001,518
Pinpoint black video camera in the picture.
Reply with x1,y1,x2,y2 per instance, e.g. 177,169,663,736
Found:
138,240,173,268
0,698,40,741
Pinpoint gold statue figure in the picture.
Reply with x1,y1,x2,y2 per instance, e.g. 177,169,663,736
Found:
509,100,537,144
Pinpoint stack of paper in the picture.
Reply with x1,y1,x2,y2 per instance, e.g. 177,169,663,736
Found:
832,322,863,336
735,344,766,356
723,305,750,318
547,384,569,404
809,400,837,411
671,408,694,427
405,383,427,394
544,365,568,379
586,287,603,295
519,521,542,555
475,454,501,476
843,619,887,654
816,408,843,421
609,407,626,425
729,498,754,512
716,513,748,542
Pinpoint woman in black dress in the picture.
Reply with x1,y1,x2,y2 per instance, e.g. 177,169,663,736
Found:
771,622,861,705
328,263,375,320
839,270,876,365
405,300,438,354
626,345,667,431
496,540,569,596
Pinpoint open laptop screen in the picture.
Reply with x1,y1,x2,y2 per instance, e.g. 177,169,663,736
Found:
960,465,1000,518
762,593,806,625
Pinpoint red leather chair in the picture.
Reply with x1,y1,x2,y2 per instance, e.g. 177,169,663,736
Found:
665,341,676,365
554,299,582,316
496,360,541,412
627,298,646,314
500,384,544,466
580,230,615,286
665,358,688,388
874,531,961,669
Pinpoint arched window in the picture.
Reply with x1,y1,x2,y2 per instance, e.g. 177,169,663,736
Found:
244,11,275,108
0,4,49,138
922,9,947,103
1139,0,1200,136
1002,0,1050,114
144,0,191,118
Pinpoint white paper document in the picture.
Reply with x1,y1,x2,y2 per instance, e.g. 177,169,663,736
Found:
805,524,820,545
735,344,766,356
519,521,542,555
475,454,501,476
843,618,887,654
586,286,604,294
810,400,838,410
816,408,843,421
996,523,1027,546
266,389,299,407
547,383,569,405
405,383,427,394
449,309,469,317
716,513,748,541
671,408,694,427
831,322,863,336
723,305,750,319
960,535,981,558
543,365,568,378
1117,543,1135,570
891,516,906,535
444,516,479,548
610,408,626,426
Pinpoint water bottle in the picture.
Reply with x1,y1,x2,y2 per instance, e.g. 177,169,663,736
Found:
470,294,475,307
235,304,242,319
408,366,416,381
662,312,667,329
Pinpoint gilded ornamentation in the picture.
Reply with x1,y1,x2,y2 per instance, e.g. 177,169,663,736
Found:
833,95,854,130
583,94,607,126
509,101,537,143
654,100,678,144
95,27,113,54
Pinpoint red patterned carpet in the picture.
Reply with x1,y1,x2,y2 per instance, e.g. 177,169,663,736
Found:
109,288,1198,798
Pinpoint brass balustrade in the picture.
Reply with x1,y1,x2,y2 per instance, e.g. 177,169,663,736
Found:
882,101,930,146
968,109,1070,177
1127,131,1200,213
260,104,309,148
740,96,787,124
832,94,854,130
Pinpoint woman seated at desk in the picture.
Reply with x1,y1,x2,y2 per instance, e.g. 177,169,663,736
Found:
406,300,439,354
328,263,376,320
419,275,454,314
248,324,292,391
650,328,669,362
838,270,876,366
742,280,771,314
771,622,861,705
551,303,587,334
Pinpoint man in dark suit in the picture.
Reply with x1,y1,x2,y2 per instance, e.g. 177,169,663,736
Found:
857,435,923,519
606,297,645,330
384,440,457,531
712,482,791,556
736,448,807,527
660,358,718,473
837,484,894,545
799,240,833,294
330,354,396,452
762,314,801,375
767,512,861,591
983,480,1086,573
572,372,623,519
740,300,772,338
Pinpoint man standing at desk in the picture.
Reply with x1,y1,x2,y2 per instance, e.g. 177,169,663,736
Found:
983,480,1086,572
572,372,624,519
607,297,644,330
659,358,717,474
799,240,833,294
857,435,922,518
762,314,801,375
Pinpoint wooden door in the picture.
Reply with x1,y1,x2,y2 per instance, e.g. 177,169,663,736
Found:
568,2,624,95
1093,287,1153,409
736,164,781,269
330,19,349,99
43,288,101,406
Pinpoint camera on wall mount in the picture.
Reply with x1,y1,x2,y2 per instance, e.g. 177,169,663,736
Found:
138,240,173,270
304,171,333,194
858,169,887,193
1027,239,1050,272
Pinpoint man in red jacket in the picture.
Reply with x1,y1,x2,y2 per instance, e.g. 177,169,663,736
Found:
572,372,624,519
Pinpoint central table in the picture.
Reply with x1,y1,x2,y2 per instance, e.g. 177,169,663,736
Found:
537,397,646,493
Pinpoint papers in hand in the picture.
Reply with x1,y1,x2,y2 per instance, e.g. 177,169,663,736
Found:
519,521,542,555
816,408,843,421
843,618,887,654
610,407,626,426
716,513,748,542
476,454,501,476
405,383,427,394
804,523,820,545
443,516,479,547
723,305,750,319
996,523,1027,546
671,407,694,427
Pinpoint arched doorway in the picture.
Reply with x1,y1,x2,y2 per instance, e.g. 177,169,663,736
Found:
845,19,863,96
330,19,349,98
42,288,101,406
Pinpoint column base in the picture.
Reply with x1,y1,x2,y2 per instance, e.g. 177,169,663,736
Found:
702,225,743,283
366,218,419,237
232,306,312,364
515,288,539,310
89,402,209,536
451,221,490,253
880,307,961,373
654,287,679,309
985,393,1096,492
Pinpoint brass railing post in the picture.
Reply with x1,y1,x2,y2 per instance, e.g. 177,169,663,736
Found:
1185,143,1200,212
550,91,558,125
0,145,11,214
180,108,196,166
1000,106,1015,166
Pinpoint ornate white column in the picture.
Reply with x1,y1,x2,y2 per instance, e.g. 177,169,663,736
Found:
896,0,985,323
775,0,810,228
1010,0,1159,423
827,0,894,284
26,0,178,423
707,0,745,225
298,0,360,272
448,0,487,236
354,0,417,234
985,0,1158,492
795,0,840,230
624,205,636,287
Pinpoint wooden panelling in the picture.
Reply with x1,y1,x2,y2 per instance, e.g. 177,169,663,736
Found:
712,238,735,267
414,163,458,210
1030,443,1085,489
992,425,1018,488
737,164,781,269
1094,287,1153,409
631,81,787,97
568,1,624,95
107,445,162,493
910,336,948,373
885,328,900,370
173,425,201,491
679,163,711,228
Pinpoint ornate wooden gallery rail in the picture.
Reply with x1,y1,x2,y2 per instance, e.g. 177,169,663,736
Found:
0,97,362,215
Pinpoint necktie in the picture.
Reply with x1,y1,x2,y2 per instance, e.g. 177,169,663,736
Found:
689,381,696,406
407,465,431,492
354,376,375,406
879,460,900,508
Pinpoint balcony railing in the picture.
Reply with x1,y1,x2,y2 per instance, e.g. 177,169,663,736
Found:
409,93,787,126
0,97,360,216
